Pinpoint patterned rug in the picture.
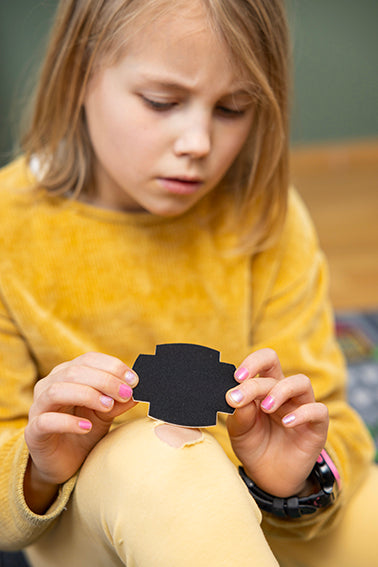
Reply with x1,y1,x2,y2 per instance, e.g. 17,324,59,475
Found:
336,311,378,462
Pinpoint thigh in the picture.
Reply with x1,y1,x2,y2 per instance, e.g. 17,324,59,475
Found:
27,418,279,567
267,465,378,567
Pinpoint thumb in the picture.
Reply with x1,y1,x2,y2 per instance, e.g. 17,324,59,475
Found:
227,403,259,439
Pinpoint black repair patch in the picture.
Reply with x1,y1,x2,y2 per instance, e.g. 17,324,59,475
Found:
132,343,237,427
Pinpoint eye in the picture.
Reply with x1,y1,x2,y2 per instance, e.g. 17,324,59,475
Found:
216,106,247,118
141,96,177,112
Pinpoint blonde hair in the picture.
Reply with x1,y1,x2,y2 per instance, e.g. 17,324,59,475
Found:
21,0,290,253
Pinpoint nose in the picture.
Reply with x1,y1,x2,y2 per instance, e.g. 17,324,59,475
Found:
173,112,211,159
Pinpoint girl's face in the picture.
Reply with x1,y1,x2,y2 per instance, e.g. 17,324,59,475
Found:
84,3,254,217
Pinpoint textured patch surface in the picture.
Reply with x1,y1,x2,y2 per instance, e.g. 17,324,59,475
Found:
132,343,237,427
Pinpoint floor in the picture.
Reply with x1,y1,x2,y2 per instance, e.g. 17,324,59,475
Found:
290,138,378,311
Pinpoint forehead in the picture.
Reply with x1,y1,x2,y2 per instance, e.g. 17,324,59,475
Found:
106,1,248,92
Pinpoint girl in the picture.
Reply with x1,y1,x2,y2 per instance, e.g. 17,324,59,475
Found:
0,1,376,566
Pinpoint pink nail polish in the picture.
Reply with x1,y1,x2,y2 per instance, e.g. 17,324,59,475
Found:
282,414,296,425
79,420,92,431
119,383,132,399
100,395,114,408
124,370,137,386
261,395,274,411
235,367,249,381
230,390,244,404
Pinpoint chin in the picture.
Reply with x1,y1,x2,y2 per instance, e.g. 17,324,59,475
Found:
146,196,199,218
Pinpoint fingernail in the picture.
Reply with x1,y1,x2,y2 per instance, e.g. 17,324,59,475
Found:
235,367,249,381
124,370,137,386
229,389,244,404
100,395,114,408
79,420,92,430
119,383,132,399
261,395,274,411
282,414,296,425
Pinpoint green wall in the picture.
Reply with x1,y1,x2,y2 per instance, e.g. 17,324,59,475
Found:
288,0,378,145
0,1,57,165
1,0,377,166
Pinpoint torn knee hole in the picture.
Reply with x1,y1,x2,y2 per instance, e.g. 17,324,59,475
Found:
154,423,203,448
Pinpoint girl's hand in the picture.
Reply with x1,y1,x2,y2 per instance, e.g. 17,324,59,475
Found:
226,349,328,498
24,353,138,493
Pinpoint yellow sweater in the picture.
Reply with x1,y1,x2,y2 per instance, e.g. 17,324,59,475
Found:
0,158,374,549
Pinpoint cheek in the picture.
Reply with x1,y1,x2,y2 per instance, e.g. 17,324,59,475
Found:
231,117,254,156
85,88,156,164
86,106,133,159
215,123,252,173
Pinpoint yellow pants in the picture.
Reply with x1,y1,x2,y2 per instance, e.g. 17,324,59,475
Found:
25,418,377,567
26,418,278,566
267,464,378,567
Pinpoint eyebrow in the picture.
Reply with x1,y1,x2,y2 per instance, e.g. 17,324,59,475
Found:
137,74,250,99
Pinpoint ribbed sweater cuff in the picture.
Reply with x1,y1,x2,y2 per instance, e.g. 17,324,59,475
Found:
11,436,77,545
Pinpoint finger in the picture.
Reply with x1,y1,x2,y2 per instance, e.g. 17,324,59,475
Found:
234,348,285,383
227,403,259,439
226,377,277,408
28,412,93,439
93,398,138,423
259,374,316,414
281,402,329,429
49,352,139,387
38,365,135,405
31,381,132,418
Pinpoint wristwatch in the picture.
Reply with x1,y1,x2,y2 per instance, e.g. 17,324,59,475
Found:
239,449,341,519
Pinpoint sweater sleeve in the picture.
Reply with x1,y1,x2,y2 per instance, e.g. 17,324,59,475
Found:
249,190,375,540
0,297,77,551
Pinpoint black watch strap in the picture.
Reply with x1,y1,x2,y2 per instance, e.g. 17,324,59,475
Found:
239,450,340,519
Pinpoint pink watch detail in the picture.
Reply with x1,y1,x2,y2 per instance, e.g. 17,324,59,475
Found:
318,449,341,488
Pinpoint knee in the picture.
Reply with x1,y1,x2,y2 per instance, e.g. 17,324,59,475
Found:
77,418,210,496
74,418,227,534
97,418,224,488
73,418,264,565
87,417,261,524
154,422,203,447
77,417,237,502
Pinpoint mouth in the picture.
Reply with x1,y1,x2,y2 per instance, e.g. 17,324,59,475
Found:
157,177,204,196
